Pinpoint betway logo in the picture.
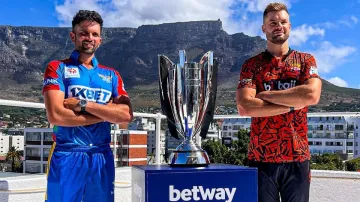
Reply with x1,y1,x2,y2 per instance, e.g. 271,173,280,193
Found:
169,185,236,202
264,80,296,91
68,85,112,103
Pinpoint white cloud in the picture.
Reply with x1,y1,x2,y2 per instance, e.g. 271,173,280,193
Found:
308,41,356,74
351,16,359,24
54,0,296,35
55,0,240,33
289,24,325,46
239,0,292,13
327,77,348,87
316,15,359,29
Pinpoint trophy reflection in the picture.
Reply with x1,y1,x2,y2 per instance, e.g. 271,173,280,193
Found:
158,50,218,167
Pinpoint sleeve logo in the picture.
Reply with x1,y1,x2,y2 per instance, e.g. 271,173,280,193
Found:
43,78,59,86
309,66,318,75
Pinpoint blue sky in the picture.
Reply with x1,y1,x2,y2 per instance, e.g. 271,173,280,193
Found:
2,0,360,89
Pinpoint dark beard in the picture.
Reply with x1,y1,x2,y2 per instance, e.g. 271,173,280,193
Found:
80,42,98,54
267,32,289,44
75,36,98,54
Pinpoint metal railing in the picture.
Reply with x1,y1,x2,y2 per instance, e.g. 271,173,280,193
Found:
2,99,360,164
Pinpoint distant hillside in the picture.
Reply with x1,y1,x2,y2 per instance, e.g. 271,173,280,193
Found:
0,20,359,112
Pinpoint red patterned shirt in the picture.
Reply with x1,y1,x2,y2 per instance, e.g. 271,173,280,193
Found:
237,49,320,163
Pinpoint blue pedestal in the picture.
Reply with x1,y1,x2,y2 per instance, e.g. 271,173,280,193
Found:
131,164,258,202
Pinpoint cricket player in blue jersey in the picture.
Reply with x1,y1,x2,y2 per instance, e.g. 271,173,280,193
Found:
42,10,133,202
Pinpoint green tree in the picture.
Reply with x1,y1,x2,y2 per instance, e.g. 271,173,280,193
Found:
310,153,344,170
202,138,229,163
345,157,360,171
202,129,250,166
5,146,22,172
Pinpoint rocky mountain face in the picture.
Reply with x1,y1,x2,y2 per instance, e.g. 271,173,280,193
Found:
0,20,359,111
0,20,265,102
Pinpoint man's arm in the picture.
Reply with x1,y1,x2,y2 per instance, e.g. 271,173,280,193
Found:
236,88,292,117
84,95,133,124
44,90,103,126
256,78,322,107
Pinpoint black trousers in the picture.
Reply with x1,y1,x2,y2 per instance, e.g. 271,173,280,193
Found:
248,160,311,202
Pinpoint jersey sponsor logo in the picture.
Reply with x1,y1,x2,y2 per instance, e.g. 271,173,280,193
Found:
43,78,59,86
68,85,112,103
98,73,112,83
263,80,297,91
65,67,80,78
290,62,301,72
309,66,318,75
290,66,301,72
169,185,237,202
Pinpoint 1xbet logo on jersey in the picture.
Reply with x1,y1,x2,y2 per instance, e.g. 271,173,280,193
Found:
68,85,112,103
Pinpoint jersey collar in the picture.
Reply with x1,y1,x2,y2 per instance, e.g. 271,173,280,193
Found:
69,50,99,68
263,47,293,61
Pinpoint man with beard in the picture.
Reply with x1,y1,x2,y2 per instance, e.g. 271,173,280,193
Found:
42,10,133,202
236,2,322,202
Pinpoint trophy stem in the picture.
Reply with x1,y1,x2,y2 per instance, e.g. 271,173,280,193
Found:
168,136,210,167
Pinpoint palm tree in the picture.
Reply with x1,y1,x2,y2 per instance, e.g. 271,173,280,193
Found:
5,146,22,172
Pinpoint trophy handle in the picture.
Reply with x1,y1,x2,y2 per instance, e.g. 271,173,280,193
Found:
198,57,218,139
158,55,184,139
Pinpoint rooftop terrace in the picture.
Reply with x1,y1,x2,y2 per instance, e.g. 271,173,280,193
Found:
0,167,360,202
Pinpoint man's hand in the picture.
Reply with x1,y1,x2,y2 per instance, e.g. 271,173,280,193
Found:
64,98,81,112
254,78,321,107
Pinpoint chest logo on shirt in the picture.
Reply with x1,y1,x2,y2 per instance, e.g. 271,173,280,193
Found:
68,85,112,103
98,73,112,83
264,80,297,91
65,67,80,78
290,62,301,72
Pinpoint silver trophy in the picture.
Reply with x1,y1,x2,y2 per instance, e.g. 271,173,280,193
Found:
159,50,218,167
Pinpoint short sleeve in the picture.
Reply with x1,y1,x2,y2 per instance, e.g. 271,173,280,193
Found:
237,60,256,89
300,55,320,83
42,61,65,95
112,70,129,98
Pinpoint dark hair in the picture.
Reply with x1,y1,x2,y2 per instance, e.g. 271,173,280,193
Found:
263,2,289,21
72,10,103,31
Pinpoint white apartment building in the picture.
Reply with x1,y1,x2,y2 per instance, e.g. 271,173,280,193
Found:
0,134,24,155
221,118,251,140
308,116,356,160
23,128,53,173
343,117,360,158
221,115,360,160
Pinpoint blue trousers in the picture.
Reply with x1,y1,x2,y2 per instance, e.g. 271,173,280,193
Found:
45,143,115,202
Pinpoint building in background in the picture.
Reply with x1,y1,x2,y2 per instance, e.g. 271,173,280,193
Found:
129,118,167,164
23,128,52,173
23,127,148,173
0,134,24,155
219,115,360,160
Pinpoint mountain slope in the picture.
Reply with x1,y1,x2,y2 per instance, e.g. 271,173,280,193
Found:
0,21,359,112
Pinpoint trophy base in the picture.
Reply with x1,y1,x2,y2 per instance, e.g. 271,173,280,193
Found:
168,139,210,167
